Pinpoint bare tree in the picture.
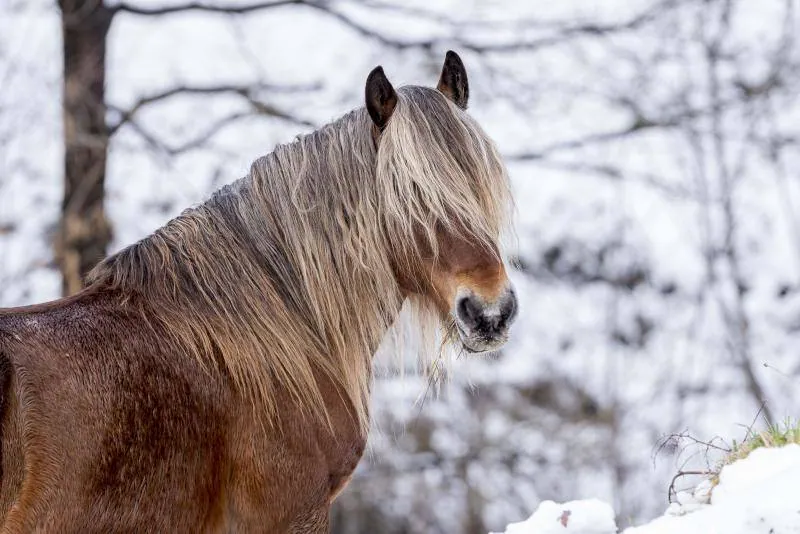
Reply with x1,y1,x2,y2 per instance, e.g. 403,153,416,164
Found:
55,0,693,295
54,0,420,294
57,0,114,295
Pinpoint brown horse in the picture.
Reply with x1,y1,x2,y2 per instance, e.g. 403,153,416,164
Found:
0,51,516,533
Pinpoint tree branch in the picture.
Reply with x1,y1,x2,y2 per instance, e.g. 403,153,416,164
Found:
506,95,752,162
112,0,302,16
111,0,438,49
107,82,319,134
520,158,693,200
115,103,314,157
112,0,683,53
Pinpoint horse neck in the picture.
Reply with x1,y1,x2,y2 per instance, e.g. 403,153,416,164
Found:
228,150,406,427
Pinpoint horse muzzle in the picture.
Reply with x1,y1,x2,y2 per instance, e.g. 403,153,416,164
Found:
453,284,518,354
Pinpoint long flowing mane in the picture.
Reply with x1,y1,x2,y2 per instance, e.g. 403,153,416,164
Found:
87,86,511,431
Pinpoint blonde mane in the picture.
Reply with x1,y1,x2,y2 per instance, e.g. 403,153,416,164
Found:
88,86,511,432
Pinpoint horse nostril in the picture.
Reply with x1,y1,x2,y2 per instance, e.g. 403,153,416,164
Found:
499,290,518,328
456,295,482,329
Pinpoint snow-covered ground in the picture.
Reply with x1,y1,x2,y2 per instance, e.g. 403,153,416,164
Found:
497,445,800,534
494,499,617,534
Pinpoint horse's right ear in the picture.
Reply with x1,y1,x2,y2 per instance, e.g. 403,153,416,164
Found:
365,66,397,130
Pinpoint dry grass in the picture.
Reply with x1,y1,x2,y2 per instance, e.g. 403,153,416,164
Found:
660,417,800,503
720,417,800,468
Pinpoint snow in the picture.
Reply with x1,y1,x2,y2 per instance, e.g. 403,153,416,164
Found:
493,499,616,534
497,445,800,534
624,444,800,534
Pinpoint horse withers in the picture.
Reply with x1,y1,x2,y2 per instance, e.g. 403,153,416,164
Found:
0,51,517,533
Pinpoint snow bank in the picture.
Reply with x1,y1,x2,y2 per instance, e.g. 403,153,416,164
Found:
491,499,616,534
624,443,800,534
495,444,800,534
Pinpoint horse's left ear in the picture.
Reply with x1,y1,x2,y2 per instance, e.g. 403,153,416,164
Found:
437,50,469,110
365,66,397,130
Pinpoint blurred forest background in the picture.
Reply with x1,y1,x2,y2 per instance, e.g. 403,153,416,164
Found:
1,0,799,532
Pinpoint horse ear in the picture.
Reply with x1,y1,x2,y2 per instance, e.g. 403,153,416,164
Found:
437,50,469,109
365,66,397,130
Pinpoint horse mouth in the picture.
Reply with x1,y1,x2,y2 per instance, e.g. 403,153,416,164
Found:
461,343,487,355
455,325,507,355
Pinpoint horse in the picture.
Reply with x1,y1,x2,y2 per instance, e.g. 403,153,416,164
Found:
0,51,517,533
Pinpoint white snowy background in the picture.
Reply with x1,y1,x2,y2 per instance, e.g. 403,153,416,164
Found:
2,0,799,532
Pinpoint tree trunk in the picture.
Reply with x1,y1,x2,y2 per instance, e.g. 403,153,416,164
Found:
57,0,113,295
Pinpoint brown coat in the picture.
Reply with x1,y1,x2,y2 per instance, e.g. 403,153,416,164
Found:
0,288,363,532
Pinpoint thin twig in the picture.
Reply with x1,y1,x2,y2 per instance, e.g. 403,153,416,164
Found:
108,82,319,134
667,470,716,504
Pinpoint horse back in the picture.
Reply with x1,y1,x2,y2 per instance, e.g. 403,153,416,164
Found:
0,291,361,533
0,291,235,532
